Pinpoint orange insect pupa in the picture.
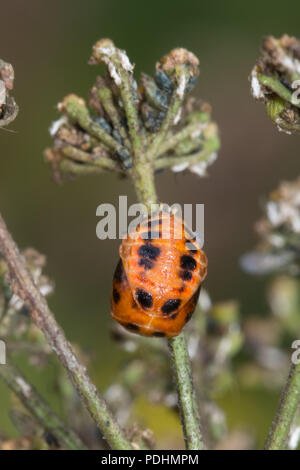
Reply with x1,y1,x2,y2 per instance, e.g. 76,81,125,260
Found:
110,212,207,338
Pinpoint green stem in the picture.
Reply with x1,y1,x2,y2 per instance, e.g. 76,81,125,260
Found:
155,136,220,170
156,116,210,157
265,361,300,450
130,144,205,451
117,68,143,156
97,84,131,149
0,362,86,450
62,95,131,169
168,334,205,450
59,159,108,177
146,91,183,162
257,73,300,108
62,145,121,171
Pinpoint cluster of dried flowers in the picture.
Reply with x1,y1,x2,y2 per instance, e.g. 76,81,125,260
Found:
250,35,300,134
241,177,300,276
0,59,18,128
45,39,219,182
0,249,53,340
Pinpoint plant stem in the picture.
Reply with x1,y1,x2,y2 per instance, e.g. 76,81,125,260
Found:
265,361,300,450
61,146,121,172
257,73,300,108
168,334,205,450
155,117,209,157
155,136,220,170
0,362,86,450
0,213,133,450
146,86,185,162
130,148,205,451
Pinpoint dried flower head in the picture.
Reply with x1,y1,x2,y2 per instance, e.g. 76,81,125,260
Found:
0,248,54,338
250,35,300,134
241,177,300,276
0,59,18,127
45,39,219,182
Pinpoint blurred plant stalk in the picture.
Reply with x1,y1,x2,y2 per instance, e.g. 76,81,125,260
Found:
0,363,86,450
250,35,300,134
249,35,300,450
265,361,300,449
0,59,18,127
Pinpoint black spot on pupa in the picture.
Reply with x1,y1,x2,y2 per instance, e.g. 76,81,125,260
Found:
136,288,153,309
180,255,196,271
139,258,154,270
125,323,140,332
152,331,166,337
162,299,181,315
113,288,120,304
169,311,178,319
138,244,161,260
179,270,193,281
113,259,127,283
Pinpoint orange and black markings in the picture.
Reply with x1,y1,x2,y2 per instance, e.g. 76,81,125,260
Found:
110,212,207,337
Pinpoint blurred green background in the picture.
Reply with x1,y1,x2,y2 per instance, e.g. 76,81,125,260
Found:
0,0,299,448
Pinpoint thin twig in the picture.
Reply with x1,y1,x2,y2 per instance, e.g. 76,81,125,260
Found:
257,73,300,109
155,117,209,157
95,78,131,149
145,85,185,162
129,130,205,451
0,362,86,450
0,213,133,450
61,145,121,172
61,94,131,169
168,334,205,450
155,136,220,170
265,361,300,450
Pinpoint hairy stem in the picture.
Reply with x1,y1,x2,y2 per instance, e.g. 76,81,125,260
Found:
0,213,132,450
0,362,86,450
168,334,205,450
130,146,205,451
155,136,220,170
156,115,210,157
146,88,184,162
265,361,300,450
257,73,300,108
